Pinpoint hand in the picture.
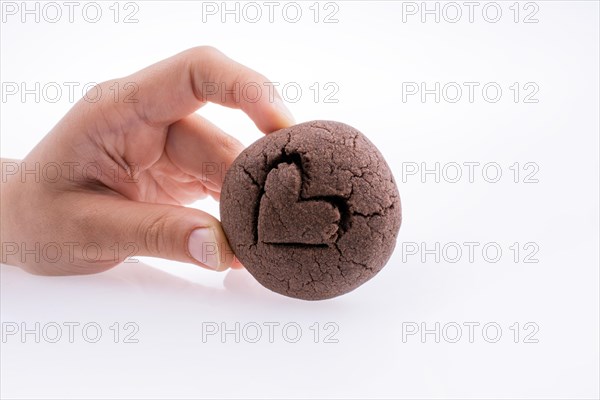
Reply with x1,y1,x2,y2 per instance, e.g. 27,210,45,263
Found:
0,46,295,275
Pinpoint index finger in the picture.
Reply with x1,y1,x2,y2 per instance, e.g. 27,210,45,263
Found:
124,46,295,133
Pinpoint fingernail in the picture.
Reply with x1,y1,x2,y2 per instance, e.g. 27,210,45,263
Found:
274,96,295,125
188,228,222,271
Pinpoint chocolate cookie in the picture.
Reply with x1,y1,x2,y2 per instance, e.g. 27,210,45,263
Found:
220,121,401,300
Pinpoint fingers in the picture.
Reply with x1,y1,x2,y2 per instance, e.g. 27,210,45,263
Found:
124,46,295,133
165,114,244,190
77,193,237,272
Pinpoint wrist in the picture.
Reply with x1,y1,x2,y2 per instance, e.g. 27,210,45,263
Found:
1,158,22,261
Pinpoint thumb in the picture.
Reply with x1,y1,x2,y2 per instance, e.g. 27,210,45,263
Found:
82,195,235,271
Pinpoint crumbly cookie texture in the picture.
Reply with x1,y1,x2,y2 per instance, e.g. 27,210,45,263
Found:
220,120,401,300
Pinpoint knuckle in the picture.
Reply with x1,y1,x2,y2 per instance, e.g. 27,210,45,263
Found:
218,134,244,156
76,79,119,119
138,210,174,256
236,69,263,86
191,45,222,60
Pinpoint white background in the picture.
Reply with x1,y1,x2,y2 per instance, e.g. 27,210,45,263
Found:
1,1,599,398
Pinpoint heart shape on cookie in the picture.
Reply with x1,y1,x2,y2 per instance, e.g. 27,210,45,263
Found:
257,162,342,245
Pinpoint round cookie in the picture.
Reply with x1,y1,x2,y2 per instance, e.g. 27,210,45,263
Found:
220,121,401,300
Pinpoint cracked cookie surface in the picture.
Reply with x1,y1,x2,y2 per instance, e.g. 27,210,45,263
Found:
220,120,401,300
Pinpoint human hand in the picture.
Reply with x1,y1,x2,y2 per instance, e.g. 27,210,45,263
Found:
0,46,295,275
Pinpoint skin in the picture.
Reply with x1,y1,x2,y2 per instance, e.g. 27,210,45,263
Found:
0,46,295,275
